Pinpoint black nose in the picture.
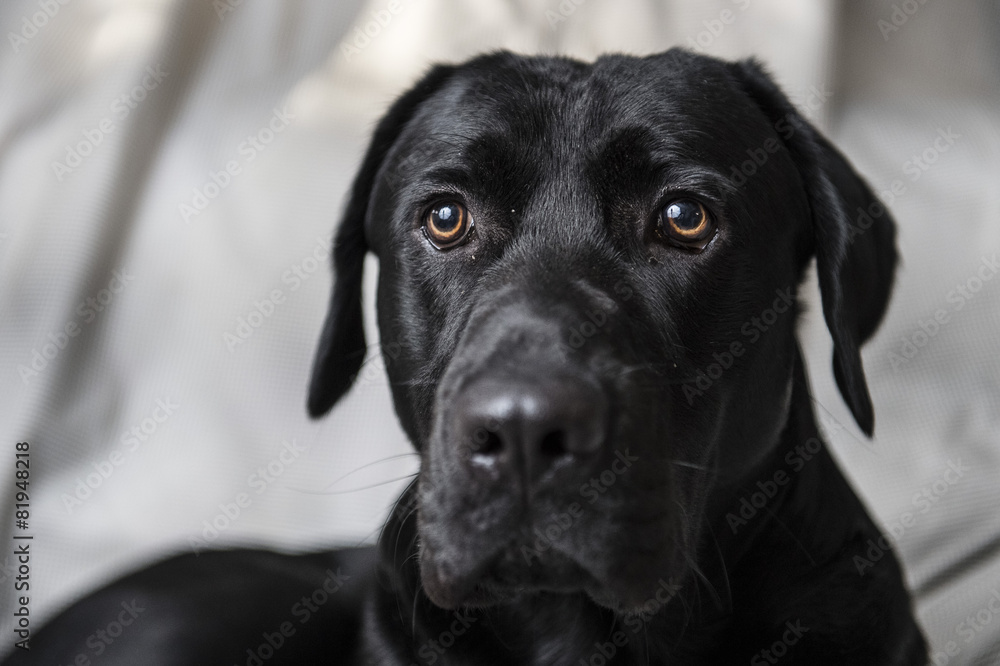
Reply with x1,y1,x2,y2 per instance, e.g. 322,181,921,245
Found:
451,374,608,489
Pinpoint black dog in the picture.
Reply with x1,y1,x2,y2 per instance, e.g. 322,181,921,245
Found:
7,50,927,665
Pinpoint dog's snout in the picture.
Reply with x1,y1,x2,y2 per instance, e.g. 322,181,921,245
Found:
453,375,608,488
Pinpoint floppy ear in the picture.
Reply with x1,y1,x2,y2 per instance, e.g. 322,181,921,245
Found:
728,59,898,436
307,65,455,418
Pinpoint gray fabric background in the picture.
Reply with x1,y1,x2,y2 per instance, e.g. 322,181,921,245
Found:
0,0,997,662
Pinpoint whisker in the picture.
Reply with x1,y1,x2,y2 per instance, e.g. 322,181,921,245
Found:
297,473,418,496
669,460,710,472
411,572,422,636
350,524,384,548
700,518,732,611
320,452,420,490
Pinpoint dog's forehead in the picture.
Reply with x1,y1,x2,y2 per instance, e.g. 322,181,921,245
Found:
400,52,762,174
371,52,793,245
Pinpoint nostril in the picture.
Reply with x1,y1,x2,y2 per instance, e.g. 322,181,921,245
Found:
539,430,568,458
454,376,607,481
481,431,503,455
471,428,504,458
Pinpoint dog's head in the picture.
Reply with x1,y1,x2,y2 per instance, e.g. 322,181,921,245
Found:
308,50,896,613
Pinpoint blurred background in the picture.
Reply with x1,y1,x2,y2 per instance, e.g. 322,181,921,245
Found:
0,0,998,661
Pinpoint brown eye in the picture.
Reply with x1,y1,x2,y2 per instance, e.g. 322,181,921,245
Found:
423,202,472,249
659,199,715,249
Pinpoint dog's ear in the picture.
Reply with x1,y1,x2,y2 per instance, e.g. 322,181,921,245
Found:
728,58,897,436
308,65,455,418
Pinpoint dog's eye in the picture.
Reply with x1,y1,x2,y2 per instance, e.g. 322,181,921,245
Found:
658,199,715,249
423,202,473,249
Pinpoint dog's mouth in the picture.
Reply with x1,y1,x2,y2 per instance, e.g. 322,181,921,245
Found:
419,536,608,610
417,507,688,614
453,549,599,608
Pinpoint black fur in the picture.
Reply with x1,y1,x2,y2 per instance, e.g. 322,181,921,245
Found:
6,50,925,665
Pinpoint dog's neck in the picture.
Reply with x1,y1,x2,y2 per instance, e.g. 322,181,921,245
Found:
703,349,833,558
367,353,860,664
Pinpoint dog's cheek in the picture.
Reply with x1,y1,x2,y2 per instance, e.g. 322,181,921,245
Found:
714,322,798,476
374,273,452,447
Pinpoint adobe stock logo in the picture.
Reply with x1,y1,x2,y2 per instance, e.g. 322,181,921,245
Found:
51,64,168,181
18,269,135,385
408,610,478,665
224,235,333,352
685,0,753,53
520,503,584,565
61,398,180,514
681,287,794,404
545,0,587,31
887,254,999,372
750,620,810,665
213,0,243,21
7,0,72,53
236,567,350,666
519,450,638,566
853,459,970,577
179,107,295,223
188,439,309,554
340,0,409,61
724,436,823,534
877,0,932,41
577,578,682,664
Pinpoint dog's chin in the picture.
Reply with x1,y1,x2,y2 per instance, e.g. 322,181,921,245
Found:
419,542,581,609
419,541,684,615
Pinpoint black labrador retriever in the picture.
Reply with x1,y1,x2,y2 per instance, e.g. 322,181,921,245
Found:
6,49,927,665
